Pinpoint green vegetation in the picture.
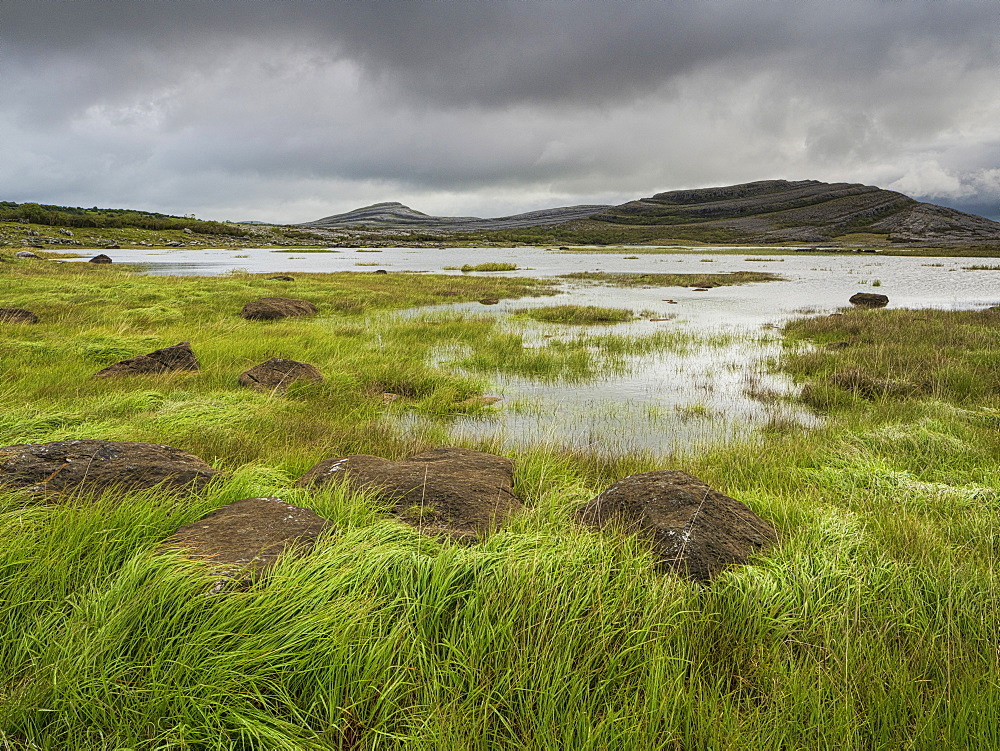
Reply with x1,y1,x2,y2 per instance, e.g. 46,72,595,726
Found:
460,262,519,272
514,305,634,325
963,264,1000,270
1,263,999,748
560,270,783,287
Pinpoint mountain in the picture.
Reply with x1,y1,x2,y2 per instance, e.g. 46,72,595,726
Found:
584,180,1000,244
299,202,611,232
300,181,1000,245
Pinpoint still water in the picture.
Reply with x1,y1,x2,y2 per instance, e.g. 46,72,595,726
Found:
71,247,999,456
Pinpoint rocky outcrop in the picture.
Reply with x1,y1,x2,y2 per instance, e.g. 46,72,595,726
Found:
0,439,219,494
0,308,38,324
241,297,317,320
238,358,324,393
575,470,777,582
94,341,200,377
167,496,332,579
849,292,889,308
296,447,522,542
88,253,113,264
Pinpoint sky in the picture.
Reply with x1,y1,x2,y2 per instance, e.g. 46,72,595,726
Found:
2,0,999,224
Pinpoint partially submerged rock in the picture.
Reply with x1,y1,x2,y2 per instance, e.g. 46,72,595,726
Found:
849,292,889,308
575,470,777,582
88,253,113,264
296,447,522,542
238,358,324,393
241,297,317,320
0,439,219,494
167,496,332,579
95,341,200,377
0,308,38,324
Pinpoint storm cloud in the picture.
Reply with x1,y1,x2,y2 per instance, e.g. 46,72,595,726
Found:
3,0,999,222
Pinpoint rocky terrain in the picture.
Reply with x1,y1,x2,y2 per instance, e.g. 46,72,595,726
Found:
585,180,1000,244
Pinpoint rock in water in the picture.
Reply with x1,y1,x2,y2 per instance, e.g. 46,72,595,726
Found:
296,447,522,542
167,496,332,579
0,308,39,324
0,439,219,494
238,358,324,393
88,253,113,264
240,297,317,320
94,341,200,377
575,470,777,582
848,292,889,308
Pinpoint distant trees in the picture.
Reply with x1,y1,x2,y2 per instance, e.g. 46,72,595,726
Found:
0,201,245,236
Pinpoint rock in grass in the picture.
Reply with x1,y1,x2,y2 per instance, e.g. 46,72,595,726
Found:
575,470,777,582
15,250,40,259
0,308,39,324
268,275,294,281
0,439,219,494
849,292,889,308
94,341,200,378
238,358,324,393
88,253,113,264
240,297,317,320
167,496,332,580
296,447,522,543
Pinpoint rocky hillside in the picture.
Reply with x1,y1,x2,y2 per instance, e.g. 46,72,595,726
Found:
300,202,611,232
586,180,1000,244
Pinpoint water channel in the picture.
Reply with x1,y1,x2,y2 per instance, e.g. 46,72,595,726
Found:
68,246,999,456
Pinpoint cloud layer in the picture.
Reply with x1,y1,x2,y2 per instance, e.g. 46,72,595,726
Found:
3,0,999,222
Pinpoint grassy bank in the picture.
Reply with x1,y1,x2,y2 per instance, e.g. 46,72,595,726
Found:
1,263,999,748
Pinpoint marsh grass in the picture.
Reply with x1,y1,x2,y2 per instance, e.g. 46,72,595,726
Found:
2,264,999,748
460,262,519,272
513,305,634,325
560,270,782,287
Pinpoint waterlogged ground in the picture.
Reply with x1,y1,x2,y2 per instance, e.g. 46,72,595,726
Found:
65,247,999,454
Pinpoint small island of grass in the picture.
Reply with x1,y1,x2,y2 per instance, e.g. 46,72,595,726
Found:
559,270,782,287
515,304,634,324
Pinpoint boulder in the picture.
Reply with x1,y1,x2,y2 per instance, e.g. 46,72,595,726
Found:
0,308,38,324
105,243,120,250
268,275,294,281
94,341,200,378
373,269,388,275
575,470,777,582
241,297,317,320
0,439,219,494
88,253,113,264
167,496,332,579
238,358,324,393
296,447,522,542
849,292,889,308
15,250,40,259
479,298,500,305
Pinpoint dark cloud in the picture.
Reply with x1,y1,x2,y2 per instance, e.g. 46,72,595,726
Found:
2,1,999,222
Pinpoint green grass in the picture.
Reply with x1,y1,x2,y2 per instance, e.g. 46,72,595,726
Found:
460,263,519,272
1,263,999,748
560,270,783,287
514,305,634,325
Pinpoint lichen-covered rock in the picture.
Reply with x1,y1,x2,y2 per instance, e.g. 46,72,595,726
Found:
167,496,332,579
849,292,889,308
94,341,200,377
238,358,324,393
576,470,777,582
0,308,38,324
240,297,317,320
296,447,521,542
0,439,219,494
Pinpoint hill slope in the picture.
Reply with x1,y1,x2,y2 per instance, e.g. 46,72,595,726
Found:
585,180,1000,244
300,202,611,232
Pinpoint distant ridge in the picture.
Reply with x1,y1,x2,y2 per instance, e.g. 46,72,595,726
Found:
300,180,1000,245
299,202,611,231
